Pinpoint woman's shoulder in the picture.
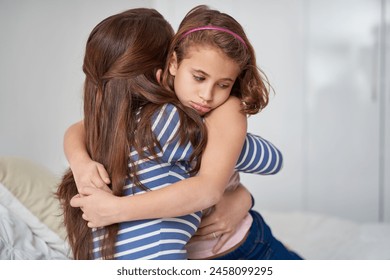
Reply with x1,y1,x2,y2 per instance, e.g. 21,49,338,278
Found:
151,103,181,131
152,103,179,115
162,103,180,114
154,103,180,120
151,103,177,114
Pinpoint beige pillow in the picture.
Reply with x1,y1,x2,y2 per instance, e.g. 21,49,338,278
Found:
0,156,66,240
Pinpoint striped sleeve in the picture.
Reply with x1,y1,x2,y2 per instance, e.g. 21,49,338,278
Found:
151,103,193,163
235,133,283,175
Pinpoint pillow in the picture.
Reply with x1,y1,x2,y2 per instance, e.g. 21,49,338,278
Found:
0,156,66,240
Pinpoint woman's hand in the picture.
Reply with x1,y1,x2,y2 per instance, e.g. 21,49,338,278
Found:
70,186,122,227
191,181,252,253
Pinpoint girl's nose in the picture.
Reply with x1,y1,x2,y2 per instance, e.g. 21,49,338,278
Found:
199,85,213,102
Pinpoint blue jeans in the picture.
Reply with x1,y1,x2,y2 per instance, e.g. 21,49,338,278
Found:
213,210,303,260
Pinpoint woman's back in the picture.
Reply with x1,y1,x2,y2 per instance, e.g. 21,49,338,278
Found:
92,103,201,259
57,8,206,260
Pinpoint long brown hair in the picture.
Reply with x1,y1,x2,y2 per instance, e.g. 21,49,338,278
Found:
162,5,271,115
57,8,206,260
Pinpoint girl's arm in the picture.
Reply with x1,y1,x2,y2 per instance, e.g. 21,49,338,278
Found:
64,121,111,192
64,121,283,195
71,96,247,225
190,135,285,251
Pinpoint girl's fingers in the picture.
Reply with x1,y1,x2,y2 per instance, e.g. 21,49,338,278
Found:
212,233,232,253
91,177,110,192
70,194,83,207
97,164,111,184
70,187,96,207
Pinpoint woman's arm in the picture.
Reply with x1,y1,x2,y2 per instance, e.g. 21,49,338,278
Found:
192,182,253,253
235,133,283,175
71,96,247,225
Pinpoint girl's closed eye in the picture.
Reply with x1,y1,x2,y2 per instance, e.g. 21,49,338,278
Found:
218,83,230,89
193,75,205,82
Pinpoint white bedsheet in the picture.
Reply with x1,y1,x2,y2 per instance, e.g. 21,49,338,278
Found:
0,183,70,260
261,210,390,260
1,177,389,260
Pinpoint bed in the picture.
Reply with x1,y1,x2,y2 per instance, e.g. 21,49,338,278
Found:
0,156,70,259
1,156,389,260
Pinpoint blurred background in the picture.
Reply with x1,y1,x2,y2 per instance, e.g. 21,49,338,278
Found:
1,0,389,224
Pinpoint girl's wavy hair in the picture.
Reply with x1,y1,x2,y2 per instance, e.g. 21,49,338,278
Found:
56,8,206,260
162,5,271,115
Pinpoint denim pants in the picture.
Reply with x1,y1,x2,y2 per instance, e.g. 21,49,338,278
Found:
213,210,303,260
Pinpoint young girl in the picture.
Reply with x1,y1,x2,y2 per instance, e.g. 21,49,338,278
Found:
62,6,301,260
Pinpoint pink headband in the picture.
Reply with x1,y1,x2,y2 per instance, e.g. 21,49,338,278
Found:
181,26,247,47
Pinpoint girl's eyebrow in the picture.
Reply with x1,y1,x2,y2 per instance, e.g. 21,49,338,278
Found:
192,69,234,82
192,69,209,76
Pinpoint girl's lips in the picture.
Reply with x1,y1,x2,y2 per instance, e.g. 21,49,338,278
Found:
190,102,212,114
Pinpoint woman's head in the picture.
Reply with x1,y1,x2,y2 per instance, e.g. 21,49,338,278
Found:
162,5,270,116
83,8,174,106
82,8,176,191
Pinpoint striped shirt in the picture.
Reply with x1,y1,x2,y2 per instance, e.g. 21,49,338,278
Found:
236,132,283,174
92,103,283,260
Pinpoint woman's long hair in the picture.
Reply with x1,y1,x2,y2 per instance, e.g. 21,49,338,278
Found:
56,8,206,260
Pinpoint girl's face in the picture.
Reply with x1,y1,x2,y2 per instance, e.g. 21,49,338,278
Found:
169,46,240,116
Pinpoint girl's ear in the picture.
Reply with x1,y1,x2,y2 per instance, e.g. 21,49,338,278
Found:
155,69,162,83
168,52,178,76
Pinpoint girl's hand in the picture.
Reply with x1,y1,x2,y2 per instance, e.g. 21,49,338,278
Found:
70,186,121,227
71,159,112,194
191,181,252,253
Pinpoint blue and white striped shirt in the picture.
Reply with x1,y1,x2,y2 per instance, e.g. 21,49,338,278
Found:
92,103,282,260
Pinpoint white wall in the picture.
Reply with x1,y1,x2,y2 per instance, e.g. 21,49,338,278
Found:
1,0,388,223
0,0,153,177
384,0,390,222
